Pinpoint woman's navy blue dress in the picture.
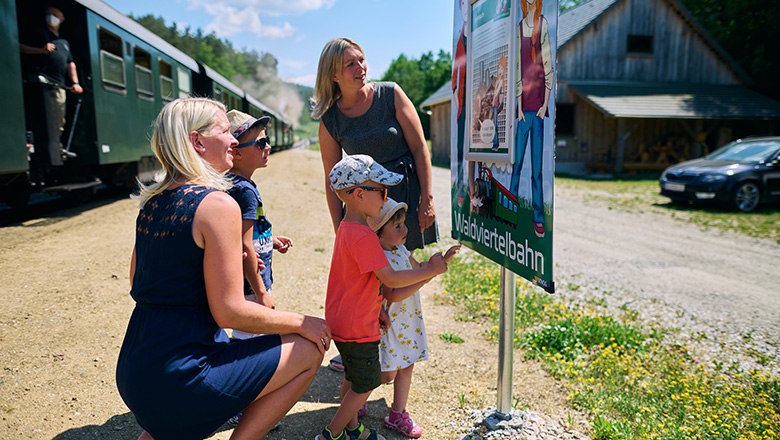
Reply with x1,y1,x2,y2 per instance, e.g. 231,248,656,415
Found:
116,185,281,440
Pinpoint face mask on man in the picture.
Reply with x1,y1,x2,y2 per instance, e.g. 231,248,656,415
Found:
46,14,61,28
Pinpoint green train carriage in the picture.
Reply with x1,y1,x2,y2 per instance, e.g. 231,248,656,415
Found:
1,0,293,207
475,166,520,226
246,94,293,152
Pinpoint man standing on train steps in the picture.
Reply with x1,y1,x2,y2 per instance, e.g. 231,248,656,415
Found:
20,6,83,173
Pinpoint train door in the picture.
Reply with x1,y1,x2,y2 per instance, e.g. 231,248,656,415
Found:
15,0,96,190
0,0,28,206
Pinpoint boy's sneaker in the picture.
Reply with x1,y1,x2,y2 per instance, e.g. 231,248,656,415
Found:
328,354,345,372
345,422,386,440
315,426,346,440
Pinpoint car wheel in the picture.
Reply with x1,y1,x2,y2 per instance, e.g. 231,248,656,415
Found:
732,181,760,212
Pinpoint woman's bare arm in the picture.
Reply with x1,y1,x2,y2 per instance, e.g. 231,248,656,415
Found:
319,121,344,234
394,85,436,232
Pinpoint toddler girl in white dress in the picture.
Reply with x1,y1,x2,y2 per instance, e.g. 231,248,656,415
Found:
367,199,459,438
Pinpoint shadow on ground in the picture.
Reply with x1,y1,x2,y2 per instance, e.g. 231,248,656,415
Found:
51,367,413,439
0,189,130,228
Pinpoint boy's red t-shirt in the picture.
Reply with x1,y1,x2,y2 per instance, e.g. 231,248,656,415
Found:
325,221,389,343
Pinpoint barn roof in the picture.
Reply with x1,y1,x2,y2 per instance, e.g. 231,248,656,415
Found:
568,81,780,119
558,0,619,47
420,82,452,109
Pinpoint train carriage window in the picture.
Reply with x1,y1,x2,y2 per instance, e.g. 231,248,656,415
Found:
215,87,229,108
99,29,126,93
134,48,153,100
159,60,174,102
177,68,191,98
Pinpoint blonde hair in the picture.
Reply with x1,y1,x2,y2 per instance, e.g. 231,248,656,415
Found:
134,98,233,206
521,0,543,63
310,37,365,119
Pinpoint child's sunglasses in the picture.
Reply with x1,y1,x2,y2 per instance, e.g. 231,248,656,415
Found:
235,136,270,149
345,185,388,200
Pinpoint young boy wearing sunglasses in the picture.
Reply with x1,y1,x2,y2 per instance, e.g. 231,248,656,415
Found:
317,155,448,440
226,110,294,334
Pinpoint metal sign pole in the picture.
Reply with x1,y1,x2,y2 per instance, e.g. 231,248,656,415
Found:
485,266,515,429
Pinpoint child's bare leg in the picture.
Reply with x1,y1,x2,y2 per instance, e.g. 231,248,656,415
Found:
340,378,351,400
137,432,153,440
391,364,414,412
230,334,322,439
381,370,397,384
328,388,371,433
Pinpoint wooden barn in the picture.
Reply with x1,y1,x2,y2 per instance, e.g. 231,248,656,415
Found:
421,82,452,165
422,0,780,175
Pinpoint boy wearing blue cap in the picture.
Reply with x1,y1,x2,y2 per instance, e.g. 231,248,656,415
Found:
226,109,294,336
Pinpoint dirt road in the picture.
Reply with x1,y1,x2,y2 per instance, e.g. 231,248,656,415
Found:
1,148,777,439
553,183,780,374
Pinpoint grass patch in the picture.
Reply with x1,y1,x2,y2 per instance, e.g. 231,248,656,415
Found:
441,253,780,439
557,177,780,243
440,332,465,344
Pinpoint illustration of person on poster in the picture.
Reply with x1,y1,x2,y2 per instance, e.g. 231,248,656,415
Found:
452,0,468,196
510,0,553,238
491,55,507,151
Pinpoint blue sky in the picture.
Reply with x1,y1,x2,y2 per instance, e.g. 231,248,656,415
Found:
104,0,455,87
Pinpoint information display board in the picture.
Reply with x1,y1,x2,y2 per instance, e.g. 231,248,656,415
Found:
451,0,558,293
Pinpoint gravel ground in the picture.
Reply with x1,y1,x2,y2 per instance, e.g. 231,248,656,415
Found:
552,183,780,376
0,148,777,440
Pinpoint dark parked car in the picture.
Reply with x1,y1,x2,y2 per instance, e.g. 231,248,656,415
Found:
659,137,780,212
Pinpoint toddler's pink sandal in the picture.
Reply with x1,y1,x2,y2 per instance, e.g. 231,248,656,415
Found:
383,409,422,438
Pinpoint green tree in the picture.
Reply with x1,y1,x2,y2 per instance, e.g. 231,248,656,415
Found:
680,0,780,100
132,14,259,81
381,50,452,137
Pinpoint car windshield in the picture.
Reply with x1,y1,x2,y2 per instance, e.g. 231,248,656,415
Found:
706,141,780,163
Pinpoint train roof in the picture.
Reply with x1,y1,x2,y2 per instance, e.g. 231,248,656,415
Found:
75,0,199,72
246,94,283,122
198,63,245,98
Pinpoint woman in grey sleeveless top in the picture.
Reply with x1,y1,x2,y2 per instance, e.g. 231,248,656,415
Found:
312,37,438,251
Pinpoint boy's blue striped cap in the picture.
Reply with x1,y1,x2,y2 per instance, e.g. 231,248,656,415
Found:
227,109,271,139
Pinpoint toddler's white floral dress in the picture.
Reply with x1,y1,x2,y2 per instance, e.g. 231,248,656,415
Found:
379,245,429,372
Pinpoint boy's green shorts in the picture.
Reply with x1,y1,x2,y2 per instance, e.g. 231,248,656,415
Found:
334,340,381,394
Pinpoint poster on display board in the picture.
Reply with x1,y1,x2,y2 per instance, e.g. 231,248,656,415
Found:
451,0,557,293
